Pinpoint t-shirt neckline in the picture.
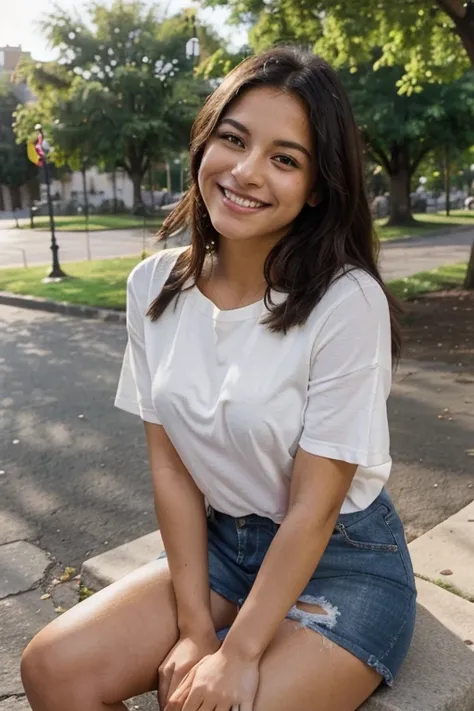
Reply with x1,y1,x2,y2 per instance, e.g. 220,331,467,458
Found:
190,283,266,322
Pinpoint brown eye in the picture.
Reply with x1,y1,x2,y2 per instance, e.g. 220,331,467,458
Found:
274,155,298,168
218,133,244,148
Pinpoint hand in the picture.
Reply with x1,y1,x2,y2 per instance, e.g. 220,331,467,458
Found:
164,648,260,711
158,632,221,710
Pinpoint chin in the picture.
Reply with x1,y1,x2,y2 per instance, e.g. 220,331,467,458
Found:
208,213,251,242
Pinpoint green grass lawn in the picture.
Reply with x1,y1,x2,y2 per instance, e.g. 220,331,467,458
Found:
20,214,165,232
376,210,474,241
388,262,467,299
0,257,468,311
0,257,141,310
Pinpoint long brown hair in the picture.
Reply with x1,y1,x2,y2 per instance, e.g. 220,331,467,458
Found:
147,45,402,360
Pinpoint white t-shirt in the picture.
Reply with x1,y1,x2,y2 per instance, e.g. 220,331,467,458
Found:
115,247,393,519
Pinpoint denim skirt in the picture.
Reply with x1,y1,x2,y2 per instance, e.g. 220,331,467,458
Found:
204,488,416,687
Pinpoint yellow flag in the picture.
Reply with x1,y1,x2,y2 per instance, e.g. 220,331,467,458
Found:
27,140,42,166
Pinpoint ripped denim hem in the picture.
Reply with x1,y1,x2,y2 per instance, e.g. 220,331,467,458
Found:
285,596,394,688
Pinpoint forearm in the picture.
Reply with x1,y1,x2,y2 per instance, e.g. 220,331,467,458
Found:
145,423,214,638
222,501,340,660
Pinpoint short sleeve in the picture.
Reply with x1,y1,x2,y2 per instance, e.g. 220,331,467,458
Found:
299,279,392,467
114,264,161,424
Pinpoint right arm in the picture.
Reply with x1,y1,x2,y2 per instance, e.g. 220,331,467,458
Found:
114,259,219,705
144,421,215,639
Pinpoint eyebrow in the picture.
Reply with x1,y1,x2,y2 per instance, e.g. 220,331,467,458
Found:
219,118,312,160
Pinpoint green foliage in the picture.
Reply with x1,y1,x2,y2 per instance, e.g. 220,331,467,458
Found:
203,0,473,93
342,63,474,175
0,80,38,190
13,1,217,204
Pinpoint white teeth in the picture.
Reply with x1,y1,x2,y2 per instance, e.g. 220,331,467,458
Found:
223,188,264,209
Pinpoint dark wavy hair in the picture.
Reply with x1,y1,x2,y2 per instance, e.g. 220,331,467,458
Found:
147,45,402,361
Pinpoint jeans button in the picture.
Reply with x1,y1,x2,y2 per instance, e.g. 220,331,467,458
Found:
237,518,246,528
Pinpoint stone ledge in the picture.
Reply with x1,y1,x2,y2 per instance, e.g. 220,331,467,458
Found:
80,531,164,591
409,500,474,601
81,532,474,711
415,577,474,647
362,606,474,711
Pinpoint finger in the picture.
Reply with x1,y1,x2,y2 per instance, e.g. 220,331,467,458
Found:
181,687,204,711
166,666,190,705
240,701,254,711
165,670,196,711
159,669,172,710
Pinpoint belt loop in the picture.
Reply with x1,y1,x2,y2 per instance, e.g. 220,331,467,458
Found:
206,503,215,522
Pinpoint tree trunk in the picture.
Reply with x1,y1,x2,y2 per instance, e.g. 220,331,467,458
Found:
148,166,155,210
386,145,417,226
444,146,451,216
442,0,474,65
111,170,118,213
131,173,142,207
388,146,415,226
81,165,89,224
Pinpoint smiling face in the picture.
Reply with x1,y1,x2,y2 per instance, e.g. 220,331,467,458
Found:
197,86,317,247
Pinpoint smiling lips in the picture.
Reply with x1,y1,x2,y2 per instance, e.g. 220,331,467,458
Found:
220,186,269,210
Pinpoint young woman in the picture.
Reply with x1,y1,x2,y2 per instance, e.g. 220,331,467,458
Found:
21,46,416,711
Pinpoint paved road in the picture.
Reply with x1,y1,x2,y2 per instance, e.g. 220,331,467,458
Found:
1,303,473,710
1,224,473,280
0,225,159,269
379,229,473,280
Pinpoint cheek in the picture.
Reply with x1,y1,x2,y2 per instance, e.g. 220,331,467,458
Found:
278,174,312,211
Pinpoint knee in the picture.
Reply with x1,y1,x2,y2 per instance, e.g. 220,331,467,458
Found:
21,632,57,697
21,625,80,701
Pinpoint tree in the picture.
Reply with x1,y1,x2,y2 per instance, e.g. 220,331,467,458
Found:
342,63,474,225
14,1,212,208
203,0,474,93
0,80,38,216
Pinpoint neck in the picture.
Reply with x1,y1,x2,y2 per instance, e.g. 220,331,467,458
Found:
212,236,275,294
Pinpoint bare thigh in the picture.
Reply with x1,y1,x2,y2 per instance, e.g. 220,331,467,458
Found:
21,558,237,705
255,618,382,711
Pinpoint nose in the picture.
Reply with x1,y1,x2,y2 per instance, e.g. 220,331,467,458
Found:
231,149,265,188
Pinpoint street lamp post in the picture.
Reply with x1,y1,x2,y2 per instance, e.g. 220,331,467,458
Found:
34,124,68,279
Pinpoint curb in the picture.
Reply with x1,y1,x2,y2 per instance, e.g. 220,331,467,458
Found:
0,291,125,323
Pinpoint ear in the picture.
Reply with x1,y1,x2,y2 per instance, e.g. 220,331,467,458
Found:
306,190,318,208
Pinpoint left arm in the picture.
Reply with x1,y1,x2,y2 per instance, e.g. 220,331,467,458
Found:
221,449,357,661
